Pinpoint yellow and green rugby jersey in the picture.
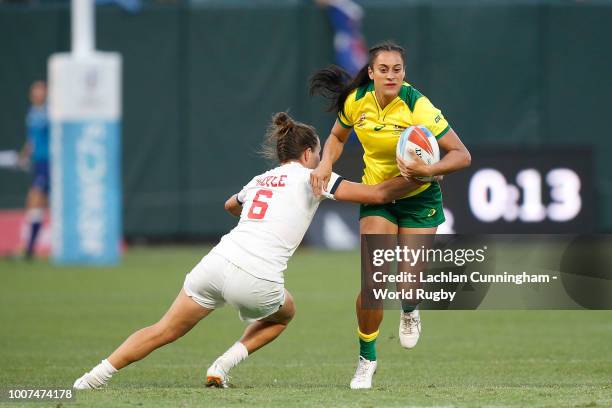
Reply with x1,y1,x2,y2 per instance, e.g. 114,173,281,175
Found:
337,81,450,197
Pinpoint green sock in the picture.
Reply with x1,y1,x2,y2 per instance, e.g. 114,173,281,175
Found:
402,304,416,313
359,338,377,361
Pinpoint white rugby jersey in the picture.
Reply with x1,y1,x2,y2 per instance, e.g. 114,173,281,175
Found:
211,162,343,283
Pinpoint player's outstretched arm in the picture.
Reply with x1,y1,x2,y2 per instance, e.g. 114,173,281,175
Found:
333,177,422,205
224,194,243,217
310,122,351,197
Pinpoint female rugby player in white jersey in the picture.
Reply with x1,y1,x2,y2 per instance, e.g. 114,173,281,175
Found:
73,112,423,390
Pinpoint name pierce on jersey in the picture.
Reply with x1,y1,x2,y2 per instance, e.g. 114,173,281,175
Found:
255,175,287,187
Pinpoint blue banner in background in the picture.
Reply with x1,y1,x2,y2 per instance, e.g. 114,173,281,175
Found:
323,0,367,145
325,0,367,76
96,0,142,14
51,120,121,265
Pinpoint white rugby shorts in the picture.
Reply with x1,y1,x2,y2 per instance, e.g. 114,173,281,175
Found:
183,252,285,322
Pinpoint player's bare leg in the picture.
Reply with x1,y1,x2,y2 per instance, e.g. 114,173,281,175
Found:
240,290,295,353
397,227,436,349
351,216,397,389
74,289,212,389
206,290,295,388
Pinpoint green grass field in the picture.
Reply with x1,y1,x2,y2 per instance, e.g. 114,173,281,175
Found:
1,247,611,407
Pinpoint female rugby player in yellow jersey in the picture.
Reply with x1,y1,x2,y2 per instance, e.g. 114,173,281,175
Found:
309,41,471,389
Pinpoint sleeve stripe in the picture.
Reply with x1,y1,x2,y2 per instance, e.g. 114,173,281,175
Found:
329,176,345,195
337,114,352,129
435,125,451,140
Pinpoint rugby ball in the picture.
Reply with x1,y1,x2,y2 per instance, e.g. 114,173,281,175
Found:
396,125,440,182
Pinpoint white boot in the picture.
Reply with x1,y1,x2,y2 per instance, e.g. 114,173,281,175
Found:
399,309,422,349
205,361,230,388
349,356,377,389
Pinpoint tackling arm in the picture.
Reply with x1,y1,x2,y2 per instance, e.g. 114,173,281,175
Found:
224,194,243,217
333,176,424,205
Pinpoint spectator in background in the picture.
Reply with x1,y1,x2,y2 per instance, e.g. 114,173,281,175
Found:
19,80,49,260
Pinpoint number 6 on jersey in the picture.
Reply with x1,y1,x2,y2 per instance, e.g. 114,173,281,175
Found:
247,189,273,219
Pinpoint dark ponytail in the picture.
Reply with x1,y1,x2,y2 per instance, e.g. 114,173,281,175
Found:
309,65,370,114
309,41,406,114
260,112,319,163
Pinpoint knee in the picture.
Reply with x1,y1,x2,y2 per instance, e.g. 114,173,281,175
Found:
271,293,295,326
283,293,296,323
276,303,295,327
284,305,295,324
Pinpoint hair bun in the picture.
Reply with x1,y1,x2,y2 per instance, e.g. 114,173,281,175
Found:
261,112,318,164
272,112,293,130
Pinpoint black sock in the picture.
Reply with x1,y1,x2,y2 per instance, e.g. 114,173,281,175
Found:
26,221,42,258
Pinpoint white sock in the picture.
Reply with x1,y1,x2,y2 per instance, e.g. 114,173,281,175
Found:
90,359,118,383
215,342,249,373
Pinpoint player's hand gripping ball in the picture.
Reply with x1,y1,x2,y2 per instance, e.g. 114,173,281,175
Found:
396,125,440,182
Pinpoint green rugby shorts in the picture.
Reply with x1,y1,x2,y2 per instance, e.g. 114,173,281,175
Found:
359,182,445,228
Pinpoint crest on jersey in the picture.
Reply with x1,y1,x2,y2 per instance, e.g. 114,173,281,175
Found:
356,113,366,128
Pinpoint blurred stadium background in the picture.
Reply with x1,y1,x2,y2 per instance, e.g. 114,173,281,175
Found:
0,1,611,406
1,0,611,252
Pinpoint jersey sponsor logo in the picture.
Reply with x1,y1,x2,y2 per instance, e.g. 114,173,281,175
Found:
427,208,437,217
435,114,442,123
374,125,385,131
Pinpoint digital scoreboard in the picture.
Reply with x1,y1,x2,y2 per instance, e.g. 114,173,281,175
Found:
440,148,594,233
